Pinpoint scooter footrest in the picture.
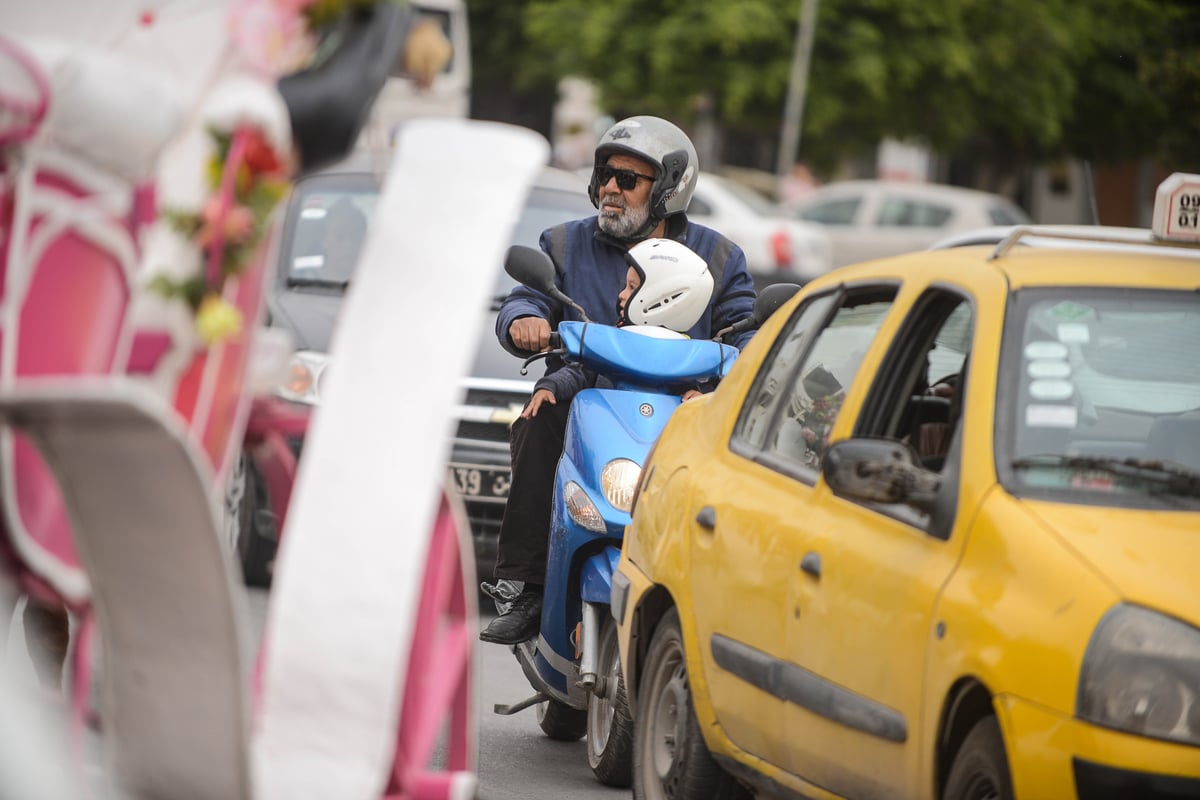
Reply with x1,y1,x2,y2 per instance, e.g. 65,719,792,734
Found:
493,692,548,716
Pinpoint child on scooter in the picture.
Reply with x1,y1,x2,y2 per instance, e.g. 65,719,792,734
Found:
520,237,713,420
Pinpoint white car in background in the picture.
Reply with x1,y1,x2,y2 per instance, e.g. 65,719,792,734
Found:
792,179,1031,268
689,171,833,288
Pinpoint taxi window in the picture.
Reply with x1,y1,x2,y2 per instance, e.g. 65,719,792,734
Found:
734,287,897,479
1001,288,1200,506
856,290,975,472
736,293,837,450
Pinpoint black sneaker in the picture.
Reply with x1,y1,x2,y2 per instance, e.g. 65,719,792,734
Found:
479,589,542,644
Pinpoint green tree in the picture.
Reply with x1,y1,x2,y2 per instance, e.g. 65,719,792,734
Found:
1062,0,1199,169
469,0,1200,175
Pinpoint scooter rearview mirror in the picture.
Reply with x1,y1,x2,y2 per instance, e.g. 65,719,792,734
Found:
714,282,802,341
753,283,802,324
503,244,592,323
504,245,557,294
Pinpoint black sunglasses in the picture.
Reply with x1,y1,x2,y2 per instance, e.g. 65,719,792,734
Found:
595,165,655,191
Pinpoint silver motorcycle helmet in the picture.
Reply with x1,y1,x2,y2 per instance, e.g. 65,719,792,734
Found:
588,116,699,223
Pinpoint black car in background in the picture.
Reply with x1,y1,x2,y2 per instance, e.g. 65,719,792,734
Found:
226,153,595,586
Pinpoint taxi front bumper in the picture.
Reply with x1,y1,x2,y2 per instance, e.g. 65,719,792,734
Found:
1001,695,1200,799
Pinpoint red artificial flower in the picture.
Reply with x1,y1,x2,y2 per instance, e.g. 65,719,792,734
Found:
242,127,285,177
196,197,256,249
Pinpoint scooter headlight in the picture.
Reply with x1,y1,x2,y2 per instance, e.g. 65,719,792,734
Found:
601,458,642,513
564,480,605,533
1077,605,1200,746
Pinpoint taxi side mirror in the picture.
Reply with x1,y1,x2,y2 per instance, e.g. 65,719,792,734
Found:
822,438,940,515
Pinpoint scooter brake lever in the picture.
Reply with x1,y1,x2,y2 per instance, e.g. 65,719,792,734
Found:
519,347,565,376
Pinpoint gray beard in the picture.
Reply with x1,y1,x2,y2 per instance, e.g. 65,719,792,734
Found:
597,198,650,240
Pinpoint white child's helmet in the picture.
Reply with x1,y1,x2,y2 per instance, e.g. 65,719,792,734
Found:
623,238,714,332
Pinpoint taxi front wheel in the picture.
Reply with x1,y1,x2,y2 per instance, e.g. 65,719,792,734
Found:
587,618,634,787
633,608,751,800
944,717,1013,800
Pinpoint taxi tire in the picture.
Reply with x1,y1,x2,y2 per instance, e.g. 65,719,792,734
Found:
587,618,633,787
944,717,1013,800
633,608,751,800
537,697,587,741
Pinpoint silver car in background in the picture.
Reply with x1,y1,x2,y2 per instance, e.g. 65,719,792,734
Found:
792,179,1031,268
688,171,833,288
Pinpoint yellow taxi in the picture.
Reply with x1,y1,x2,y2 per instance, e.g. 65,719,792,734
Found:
612,174,1200,800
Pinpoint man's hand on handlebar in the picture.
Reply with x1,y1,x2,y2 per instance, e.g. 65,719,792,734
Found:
521,389,557,419
510,317,552,353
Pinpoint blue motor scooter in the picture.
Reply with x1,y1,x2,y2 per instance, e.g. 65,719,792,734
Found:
490,245,791,786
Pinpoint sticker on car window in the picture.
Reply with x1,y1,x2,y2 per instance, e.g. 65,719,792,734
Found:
1024,341,1068,360
1046,301,1094,321
1026,404,1077,428
1029,380,1074,401
1028,360,1071,378
1057,323,1090,344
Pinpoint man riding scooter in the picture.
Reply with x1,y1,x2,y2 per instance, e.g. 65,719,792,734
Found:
521,237,718,416
481,114,759,645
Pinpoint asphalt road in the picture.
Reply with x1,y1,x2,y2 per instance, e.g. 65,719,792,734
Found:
473,610,631,800
246,590,628,798
3,593,633,798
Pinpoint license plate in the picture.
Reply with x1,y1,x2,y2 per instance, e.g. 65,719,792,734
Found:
447,464,511,503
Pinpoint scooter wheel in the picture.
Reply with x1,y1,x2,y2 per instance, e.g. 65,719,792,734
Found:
536,698,586,741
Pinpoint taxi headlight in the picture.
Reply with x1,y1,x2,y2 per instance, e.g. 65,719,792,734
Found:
564,480,605,533
277,351,328,405
601,458,642,513
1077,605,1200,746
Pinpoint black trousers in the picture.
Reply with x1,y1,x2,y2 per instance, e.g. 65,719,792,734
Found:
492,398,572,585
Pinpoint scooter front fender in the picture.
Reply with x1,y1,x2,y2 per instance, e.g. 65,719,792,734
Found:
580,546,621,605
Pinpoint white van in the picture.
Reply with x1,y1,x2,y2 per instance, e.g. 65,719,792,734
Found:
360,0,471,148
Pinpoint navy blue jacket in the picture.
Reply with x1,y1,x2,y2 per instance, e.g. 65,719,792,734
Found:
496,214,758,378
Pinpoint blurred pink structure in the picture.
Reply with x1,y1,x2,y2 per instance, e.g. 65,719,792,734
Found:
0,6,485,798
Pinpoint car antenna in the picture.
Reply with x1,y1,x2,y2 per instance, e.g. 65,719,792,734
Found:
1083,160,1101,225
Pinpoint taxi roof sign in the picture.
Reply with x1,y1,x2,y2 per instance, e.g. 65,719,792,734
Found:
1153,172,1200,243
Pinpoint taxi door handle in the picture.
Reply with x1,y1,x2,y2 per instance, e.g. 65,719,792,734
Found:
696,506,716,530
800,551,822,579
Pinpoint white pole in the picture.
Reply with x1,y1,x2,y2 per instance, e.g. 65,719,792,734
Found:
776,0,820,182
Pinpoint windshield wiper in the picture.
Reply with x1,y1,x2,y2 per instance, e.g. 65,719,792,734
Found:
287,276,350,289
1012,454,1200,498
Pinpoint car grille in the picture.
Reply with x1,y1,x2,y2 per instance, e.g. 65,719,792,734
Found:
446,376,530,499
452,380,530,444
455,418,513,446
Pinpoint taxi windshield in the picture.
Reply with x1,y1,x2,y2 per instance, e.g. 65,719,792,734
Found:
1000,287,1200,506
